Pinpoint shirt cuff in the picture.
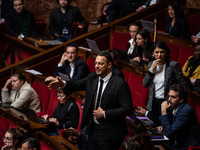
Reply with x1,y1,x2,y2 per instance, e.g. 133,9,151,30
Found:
103,111,106,119
142,5,146,8
58,63,63,67
145,111,149,117
62,80,66,88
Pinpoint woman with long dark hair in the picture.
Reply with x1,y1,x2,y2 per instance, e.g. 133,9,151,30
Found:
166,1,188,39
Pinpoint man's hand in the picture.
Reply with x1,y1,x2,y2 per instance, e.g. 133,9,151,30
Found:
93,107,104,119
17,35,23,41
59,52,68,65
45,76,57,83
156,126,163,132
135,107,147,116
65,127,81,137
136,6,145,11
161,101,171,115
133,57,141,63
48,76,64,91
41,114,49,121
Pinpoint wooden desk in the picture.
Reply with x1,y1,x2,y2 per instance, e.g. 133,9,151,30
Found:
0,107,46,131
24,37,52,48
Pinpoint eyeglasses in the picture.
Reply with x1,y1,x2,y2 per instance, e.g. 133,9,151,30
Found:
57,94,65,98
2,137,13,141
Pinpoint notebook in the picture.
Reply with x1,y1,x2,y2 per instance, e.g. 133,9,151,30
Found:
58,72,70,81
17,107,49,124
44,40,63,45
140,20,155,32
86,38,101,54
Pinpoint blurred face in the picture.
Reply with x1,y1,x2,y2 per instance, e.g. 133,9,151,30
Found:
168,90,183,110
66,47,78,64
11,76,24,90
95,56,112,78
21,142,30,150
3,132,14,149
153,47,166,63
168,5,175,19
13,0,24,14
129,25,139,39
194,45,200,59
136,34,146,47
59,0,68,8
57,92,70,104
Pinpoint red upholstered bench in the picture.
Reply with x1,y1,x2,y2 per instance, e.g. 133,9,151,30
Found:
177,47,194,68
166,42,180,61
110,32,130,50
127,73,149,107
86,57,95,73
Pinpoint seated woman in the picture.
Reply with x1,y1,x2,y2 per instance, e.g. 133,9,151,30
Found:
2,128,25,150
42,88,79,134
141,40,186,124
182,44,200,94
166,1,188,39
131,29,152,64
127,22,142,58
1,72,41,113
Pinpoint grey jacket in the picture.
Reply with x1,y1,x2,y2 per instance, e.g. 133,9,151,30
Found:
143,60,186,111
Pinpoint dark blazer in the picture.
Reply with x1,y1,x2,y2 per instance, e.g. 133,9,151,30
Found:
52,97,79,129
1,0,13,20
166,18,188,39
159,103,200,149
49,6,86,37
143,60,186,111
5,9,36,38
54,57,90,81
64,73,133,141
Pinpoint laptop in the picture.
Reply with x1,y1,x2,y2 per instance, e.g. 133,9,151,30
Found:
86,38,101,54
140,20,155,32
17,107,49,124
114,48,130,63
44,40,63,45
0,102,14,108
58,72,70,81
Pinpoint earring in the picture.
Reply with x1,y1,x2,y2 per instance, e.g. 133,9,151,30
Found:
152,54,154,57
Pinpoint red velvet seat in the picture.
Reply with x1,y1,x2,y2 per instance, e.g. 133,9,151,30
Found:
35,19,46,37
86,57,95,72
110,32,130,50
46,90,59,116
188,146,200,150
0,117,10,148
177,47,194,68
32,81,51,116
188,13,200,37
75,99,83,132
127,73,149,107
166,42,180,61
121,69,130,82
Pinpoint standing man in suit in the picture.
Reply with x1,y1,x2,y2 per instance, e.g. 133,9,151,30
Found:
5,0,36,40
47,51,133,150
159,84,200,149
49,0,86,42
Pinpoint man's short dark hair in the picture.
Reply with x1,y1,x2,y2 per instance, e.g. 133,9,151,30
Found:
56,0,71,5
130,22,142,31
66,43,78,53
169,84,188,102
23,137,40,150
13,0,24,4
98,51,114,66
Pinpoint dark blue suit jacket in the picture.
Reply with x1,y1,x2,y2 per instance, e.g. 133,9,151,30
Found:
54,57,90,81
64,73,133,141
159,103,200,149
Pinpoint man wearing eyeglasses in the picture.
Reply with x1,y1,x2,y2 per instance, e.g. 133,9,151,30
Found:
46,51,133,150
5,0,36,40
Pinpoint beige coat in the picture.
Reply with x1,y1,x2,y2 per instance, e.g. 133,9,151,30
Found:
1,81,41,113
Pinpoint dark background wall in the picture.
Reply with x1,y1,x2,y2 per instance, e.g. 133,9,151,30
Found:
23,0,198,34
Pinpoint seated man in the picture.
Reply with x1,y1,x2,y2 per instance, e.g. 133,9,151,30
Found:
50,43,90,81
0,0,13,24
1,72,41,113
5,0,36,40
159,84,200,149
49,0,86,42
21,137,40,150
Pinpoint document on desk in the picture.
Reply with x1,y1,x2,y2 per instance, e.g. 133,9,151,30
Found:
25,69,43,75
